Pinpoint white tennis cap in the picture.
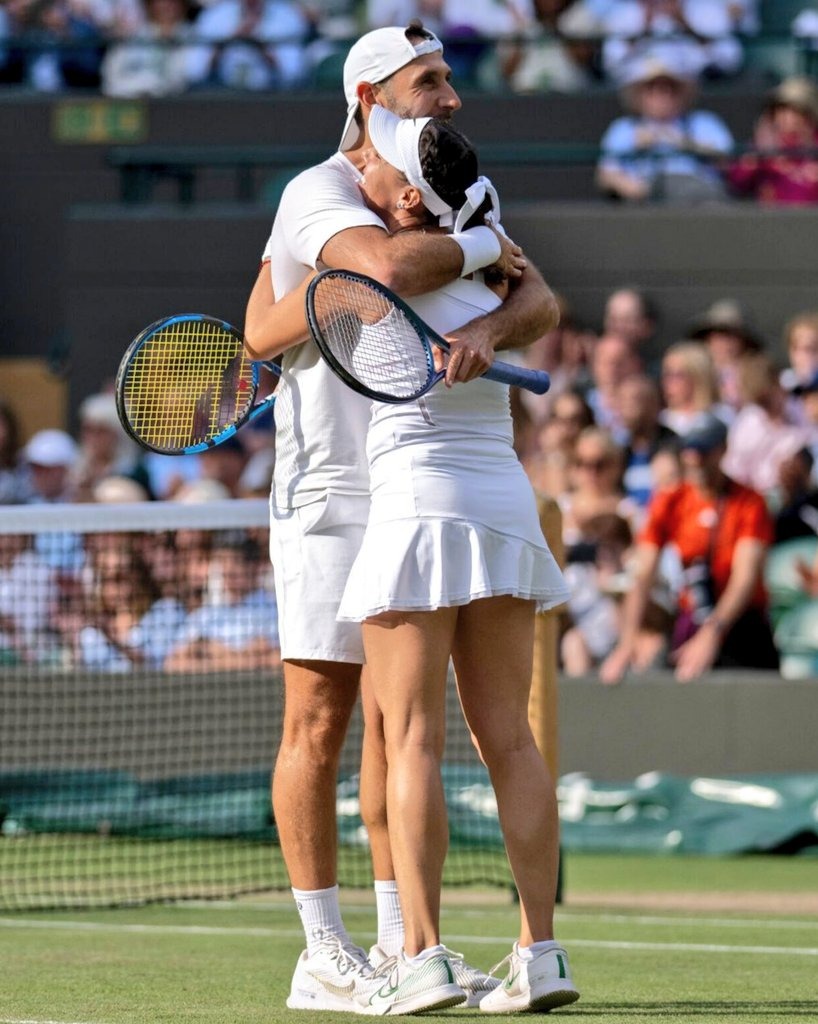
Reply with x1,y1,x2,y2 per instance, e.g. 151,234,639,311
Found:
24,429,79,468
367,104,453,220
340,25,443,152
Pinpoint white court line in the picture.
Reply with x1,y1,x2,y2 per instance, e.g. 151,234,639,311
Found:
1,918,817,956
1,1019,99,1024
183,899,818,931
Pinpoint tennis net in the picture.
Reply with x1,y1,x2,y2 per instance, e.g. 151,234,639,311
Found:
0,498,511,910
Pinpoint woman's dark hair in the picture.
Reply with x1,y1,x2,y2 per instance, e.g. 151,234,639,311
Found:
417,120,493,229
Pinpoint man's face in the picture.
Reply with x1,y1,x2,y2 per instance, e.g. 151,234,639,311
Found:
375,52,461,121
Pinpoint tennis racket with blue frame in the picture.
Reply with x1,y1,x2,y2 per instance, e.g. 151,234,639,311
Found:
115,313,279,455
305,269,551,404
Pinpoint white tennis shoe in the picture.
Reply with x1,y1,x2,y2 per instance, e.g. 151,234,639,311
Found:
355,949,466,1015
286,933,372,1011
478,942,580,1014
368,943,498,1008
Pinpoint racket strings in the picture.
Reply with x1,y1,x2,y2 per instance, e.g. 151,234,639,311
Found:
123,321,255,449
312,278,432,400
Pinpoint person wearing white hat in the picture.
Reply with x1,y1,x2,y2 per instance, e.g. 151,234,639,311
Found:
595,56,733,203
242,20,561,1014
336,107,578,1016
23,429,80,503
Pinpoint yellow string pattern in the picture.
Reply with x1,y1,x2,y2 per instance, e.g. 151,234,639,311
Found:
122,320,254,451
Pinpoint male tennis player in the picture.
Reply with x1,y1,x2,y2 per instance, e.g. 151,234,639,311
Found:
244,22,561,1014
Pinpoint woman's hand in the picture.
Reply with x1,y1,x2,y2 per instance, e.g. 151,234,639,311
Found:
670,620,721,682
599,643,632,685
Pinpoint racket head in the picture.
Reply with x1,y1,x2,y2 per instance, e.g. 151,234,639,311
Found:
115,314,260,455
305,269,439,404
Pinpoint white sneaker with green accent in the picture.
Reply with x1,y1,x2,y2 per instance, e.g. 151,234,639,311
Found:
478,943,580,1014
356,951,466,1015
286,933,372,1011
368,943,497,1008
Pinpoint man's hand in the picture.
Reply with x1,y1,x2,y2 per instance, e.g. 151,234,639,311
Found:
490,230,527,280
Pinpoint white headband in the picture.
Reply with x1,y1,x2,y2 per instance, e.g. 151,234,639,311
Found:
368,107,501,231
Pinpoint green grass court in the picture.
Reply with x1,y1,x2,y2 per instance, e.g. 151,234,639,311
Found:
2,853,817,1024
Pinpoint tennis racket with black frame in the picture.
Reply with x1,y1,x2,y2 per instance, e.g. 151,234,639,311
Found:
115,314,279,456
305,269,551,404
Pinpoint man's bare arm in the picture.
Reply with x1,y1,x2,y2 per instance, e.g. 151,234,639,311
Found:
320,224,525,296
442,262,561,384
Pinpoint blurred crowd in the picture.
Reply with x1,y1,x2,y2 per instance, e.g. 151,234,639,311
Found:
3,288,818,680
0,392,281,673
0,0,816,97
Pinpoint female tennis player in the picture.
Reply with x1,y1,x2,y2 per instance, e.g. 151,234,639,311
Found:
337,105,580,1015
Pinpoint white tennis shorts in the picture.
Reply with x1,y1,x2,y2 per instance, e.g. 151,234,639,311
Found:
269,491,368,663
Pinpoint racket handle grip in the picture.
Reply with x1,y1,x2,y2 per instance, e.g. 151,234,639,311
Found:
484,361,551,395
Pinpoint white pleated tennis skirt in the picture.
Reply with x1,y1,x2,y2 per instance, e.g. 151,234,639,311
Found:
337,517,569,621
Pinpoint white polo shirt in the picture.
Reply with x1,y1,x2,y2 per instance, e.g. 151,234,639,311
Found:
262,152,384,509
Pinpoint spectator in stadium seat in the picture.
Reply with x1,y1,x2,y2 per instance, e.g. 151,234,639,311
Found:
513,292,594,435
2,0,103,90
617,374,679,510
508,0,603,94
721,352,811,503
67,536,187,671
559,425,640,550
521,388,595,498
22,429,79,505
773,447,818,545
365,0,536,87
688,298,762,413
0,533,62,666
185,0,312,90
780,311,818,427
584,332,642,439
792,369,818,478
0,402,28,505
598,0,743,85
164,529,280,672
726,77,818,207
196,435,248,497
596,57,734,204
101,0,198,97
602,286,658,363
600,412,779,684
69,392,151,503
658,341,730,437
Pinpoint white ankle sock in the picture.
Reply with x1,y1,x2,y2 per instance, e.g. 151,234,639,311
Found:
406,944,446,964
291,884,350,955
374,879,404,956
518,939,560,959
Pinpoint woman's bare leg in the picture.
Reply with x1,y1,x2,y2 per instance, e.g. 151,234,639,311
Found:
362,608,457,955
452,596,559,945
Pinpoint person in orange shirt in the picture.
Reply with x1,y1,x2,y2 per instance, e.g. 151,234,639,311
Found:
600,412,779,684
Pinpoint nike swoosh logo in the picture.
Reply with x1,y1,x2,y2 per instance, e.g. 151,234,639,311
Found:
306,973,355,997
373,982,399,1001
504,970,520,990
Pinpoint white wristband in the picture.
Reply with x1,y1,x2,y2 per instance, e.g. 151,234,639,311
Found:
451,225,501,277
